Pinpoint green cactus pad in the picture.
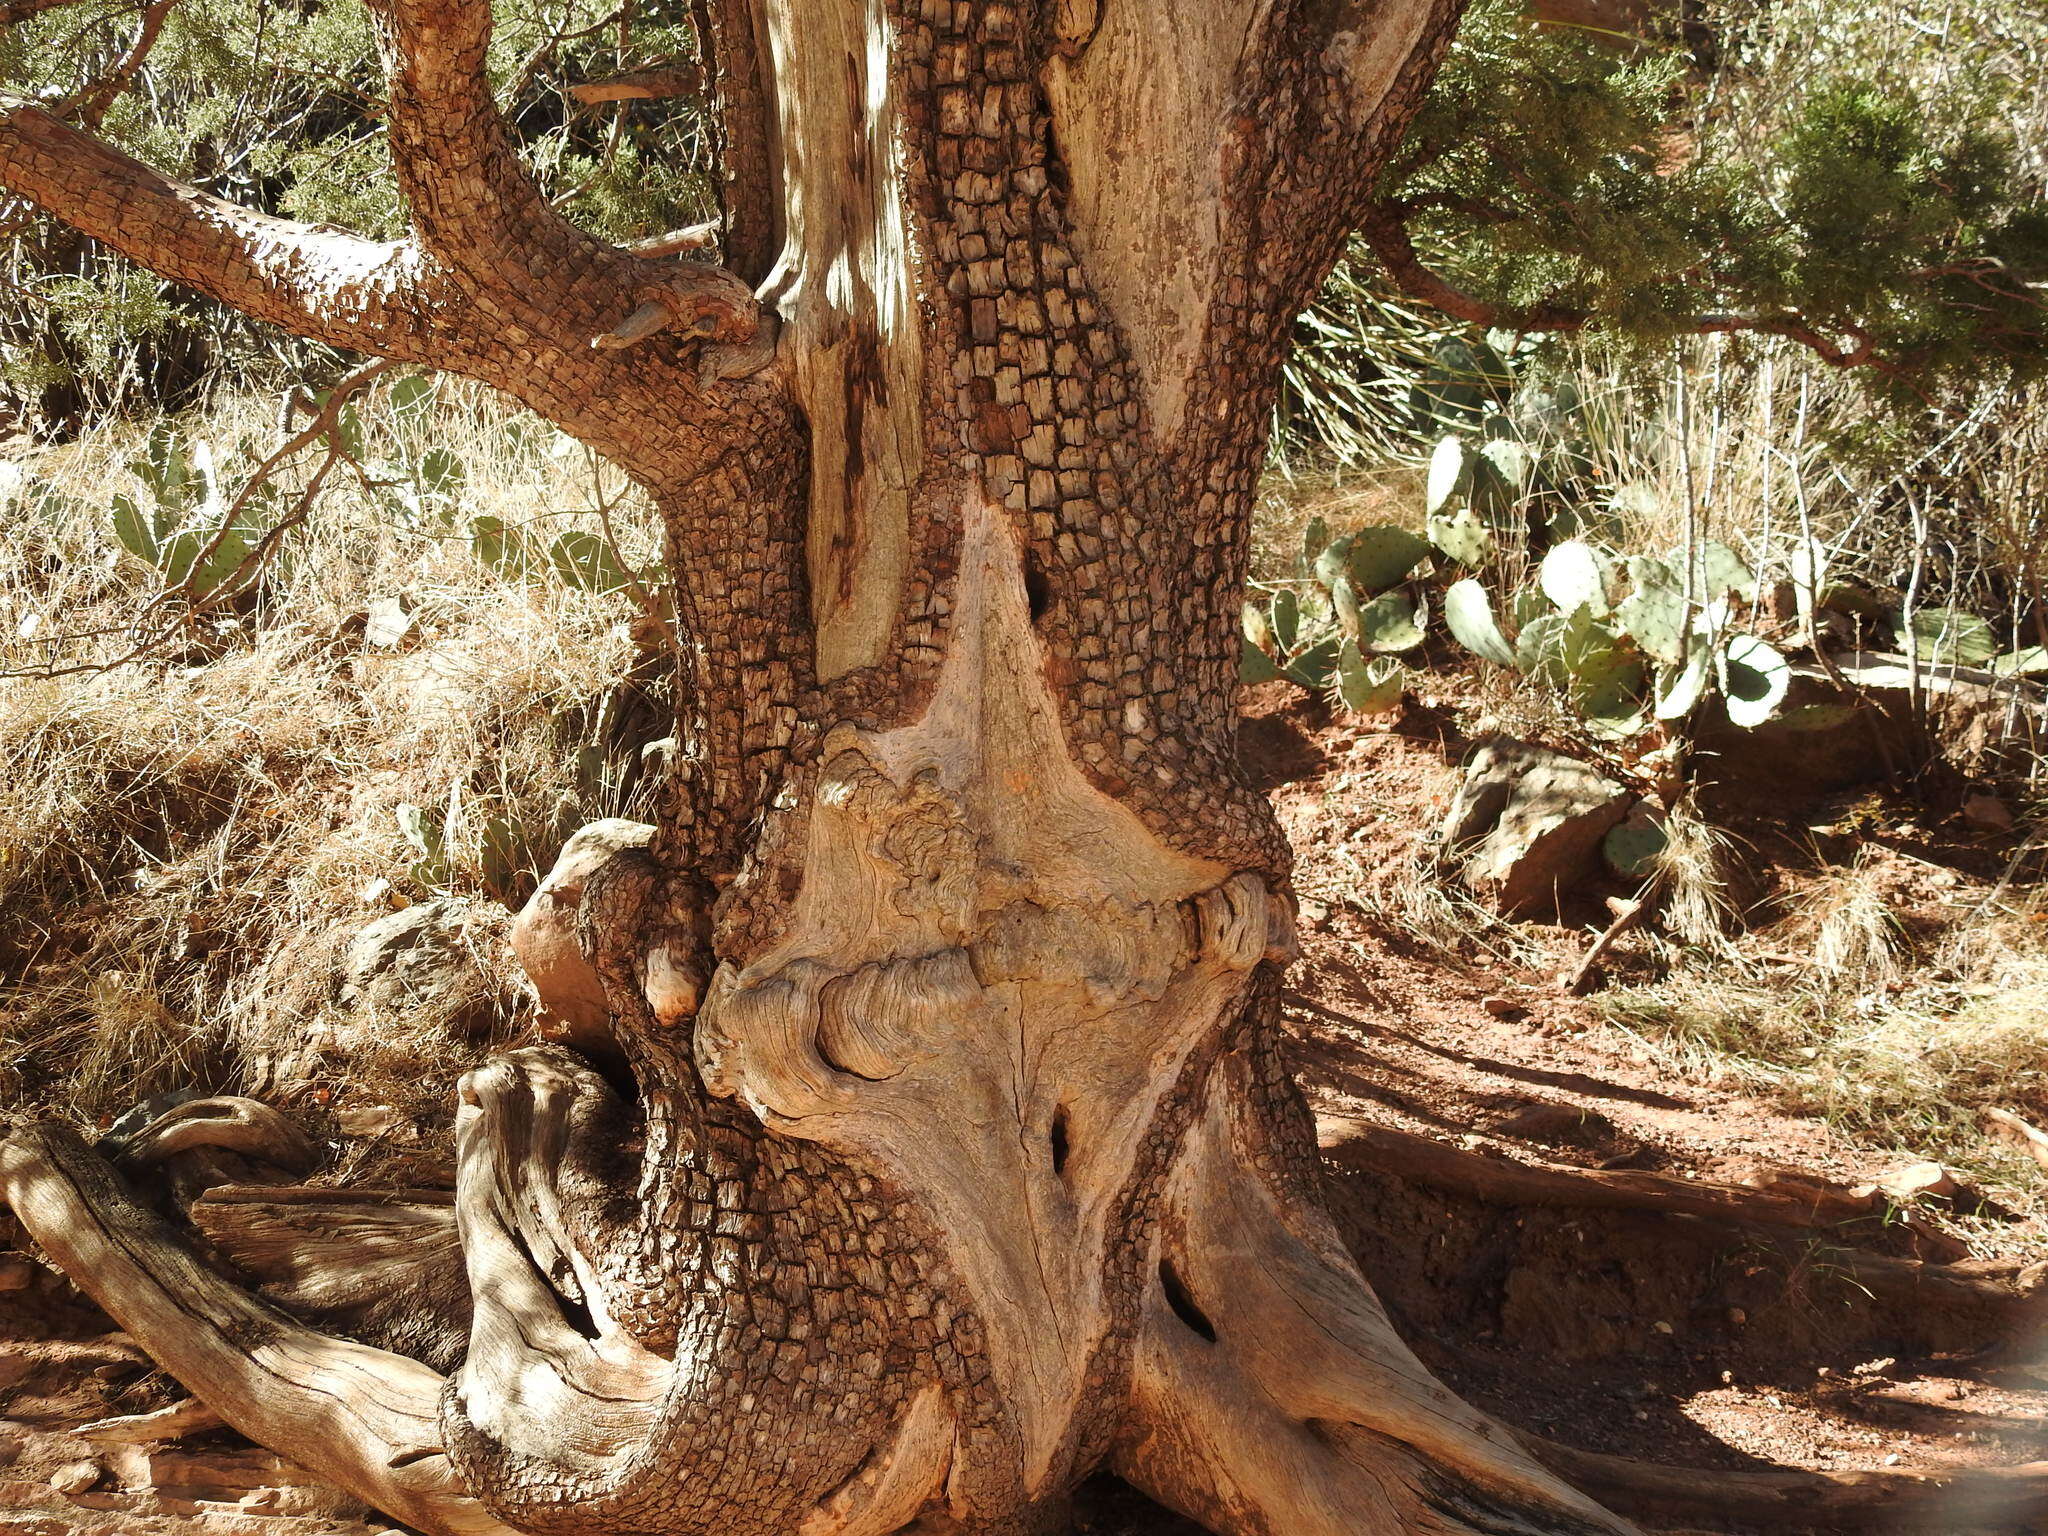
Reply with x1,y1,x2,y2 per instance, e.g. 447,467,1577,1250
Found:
1603,805,1669,878
1240,636,1283,685
1283,635,1341,689
1720,634,1790,727
1357,590,1426,653
1653,642,1710,720
1426,435,1471,516
1344,525,1432,592
1539,540,1612,616
1445,578,1516,667
1336,640,1406,713
1427,508,1493,567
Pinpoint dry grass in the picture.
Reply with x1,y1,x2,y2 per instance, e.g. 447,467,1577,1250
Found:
1598,851,2048,1213
0,379,658,1127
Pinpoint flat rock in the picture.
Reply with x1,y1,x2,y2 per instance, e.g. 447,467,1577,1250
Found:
1441,737,1632,915
335,898,511,1041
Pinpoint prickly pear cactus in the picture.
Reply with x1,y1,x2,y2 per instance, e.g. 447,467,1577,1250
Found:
1617,556,1689,664
1342,525,1432,592
1428,508,1492,567
1444,577,1515,667
1357,590,1425,654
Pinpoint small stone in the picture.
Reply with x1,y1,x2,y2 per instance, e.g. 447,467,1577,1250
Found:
1962,792,2013,833
0,1257,34,1292
1653,1320,1674,1335
1728,1307,1747,1326
1481,995,1524,1020
48,1461,99,1495
1882,1161,1961,1204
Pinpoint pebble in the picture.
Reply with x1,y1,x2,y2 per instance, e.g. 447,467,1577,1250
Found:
48,1461,99,1495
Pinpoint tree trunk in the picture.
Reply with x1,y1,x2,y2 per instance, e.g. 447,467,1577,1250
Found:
0,2,1642,1532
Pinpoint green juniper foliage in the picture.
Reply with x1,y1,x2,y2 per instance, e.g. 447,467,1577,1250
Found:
1371,0,2048,385
1,0,710,416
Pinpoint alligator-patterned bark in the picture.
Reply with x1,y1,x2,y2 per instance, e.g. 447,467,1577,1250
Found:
0,0,1641,1531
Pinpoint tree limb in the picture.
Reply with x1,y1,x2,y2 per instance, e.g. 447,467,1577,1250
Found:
1356,201,1897,372
688,0,779,286
569,64,702,104
0,106,461,366
368,0,643,305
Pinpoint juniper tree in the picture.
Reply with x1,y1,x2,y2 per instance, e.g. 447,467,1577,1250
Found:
0,1,2041,1534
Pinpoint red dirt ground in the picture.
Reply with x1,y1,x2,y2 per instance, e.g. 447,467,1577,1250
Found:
2,688,2044,1535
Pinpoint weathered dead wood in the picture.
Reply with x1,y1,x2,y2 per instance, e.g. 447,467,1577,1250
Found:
571,65,702,103
1987,1108,2048,1177
1320,1115,1937,1239
73,1398,226,1445
1521,1434,2048,1530
109,1097,319,1178
190,1185,470,1372
0,1123,514,1536
1118,1055,1638,1535
437,1047,671,1517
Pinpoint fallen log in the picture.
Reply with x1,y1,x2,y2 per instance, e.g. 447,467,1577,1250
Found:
1522,1433,2048,1531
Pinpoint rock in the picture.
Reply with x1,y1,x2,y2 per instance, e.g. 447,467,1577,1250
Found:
1480,995,1524,1019
47,1462,99,1496
1693,651,2044,799
510,819,655,1053
1441,738,1632,915
1488,1101,1614,1147
336,897,511,1041
0,1257,34,1293
1882,1161,1962,1204
1962,792,2013,833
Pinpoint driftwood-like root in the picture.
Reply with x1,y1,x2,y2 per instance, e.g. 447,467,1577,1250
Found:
1521,1435,2048,1530
0,1122,515,1536
193,1183,471,1371
1118,1062,1639,1536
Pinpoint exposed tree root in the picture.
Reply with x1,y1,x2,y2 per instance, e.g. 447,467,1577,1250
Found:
1520,1434,2048,1531
1319,1116,1977,1266
1119,1060,1640,1536
0,1122,514,1536
192,1183,470,1371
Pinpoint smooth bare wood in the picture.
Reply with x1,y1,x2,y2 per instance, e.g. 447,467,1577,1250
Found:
757,0,924,681
0,1124,514,1536
192,1184,471,1372
571,65,704,103
1119,1057,1637,1535
73,1398,227,1444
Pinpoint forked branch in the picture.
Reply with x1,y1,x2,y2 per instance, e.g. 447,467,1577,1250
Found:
0,106,463,365
367,0,654,313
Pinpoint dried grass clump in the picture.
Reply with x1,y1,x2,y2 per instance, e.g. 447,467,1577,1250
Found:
0,381,660,1129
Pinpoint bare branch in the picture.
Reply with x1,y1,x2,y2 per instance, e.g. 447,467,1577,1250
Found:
0,0,88,24
569,64,702,104
68,0,178,130
0,106,460,364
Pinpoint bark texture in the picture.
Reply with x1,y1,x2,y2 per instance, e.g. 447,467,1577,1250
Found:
0,1,1646,1533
